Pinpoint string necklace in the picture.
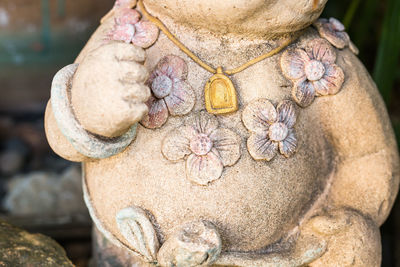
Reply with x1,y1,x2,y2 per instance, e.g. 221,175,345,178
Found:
137,0,301,114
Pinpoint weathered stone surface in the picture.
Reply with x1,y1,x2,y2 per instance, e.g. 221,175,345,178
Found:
0,219,73,266
44,0,399,266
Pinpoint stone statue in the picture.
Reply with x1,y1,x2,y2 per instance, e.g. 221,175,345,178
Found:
44,0,399,266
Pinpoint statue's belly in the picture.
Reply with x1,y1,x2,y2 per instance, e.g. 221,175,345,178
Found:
84,111,334,252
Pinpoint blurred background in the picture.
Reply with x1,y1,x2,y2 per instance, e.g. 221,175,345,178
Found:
0,0,399,266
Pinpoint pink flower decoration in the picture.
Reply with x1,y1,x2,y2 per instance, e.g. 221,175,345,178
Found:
108,8,159,48
141,55,195,129
113,0,136,9
162,111,241,185
280,38,345,107
314,17,359,55
242,99,297,161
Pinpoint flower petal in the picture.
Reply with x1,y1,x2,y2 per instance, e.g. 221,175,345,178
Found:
314,18,348,49
209,129,241,166
114,0,137,9
277,100,296,128
280,48,309,80
333,31,350,49
242,99,277,134
313,64,344,96
140,97,168,129
131,21,159,48
165,81,195,116
306,38,336,64
292,79,316,107
162,126,195,161
247,133,278,161
156,55,188,80
279,129,297,158
185,111,219,136
110,24,135,43
115,8,140,25
329,17,345,31
186,153,223,185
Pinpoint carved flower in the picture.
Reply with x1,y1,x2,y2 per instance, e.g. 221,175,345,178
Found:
280,38,345,107
162,111,241,185
242,99,297,161
113,0,136,9
314,17,359,55
108,8,159,48
141,55,195,129
157,221,221,267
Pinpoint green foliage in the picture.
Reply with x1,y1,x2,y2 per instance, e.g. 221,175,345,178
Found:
323,0,400,145
373,0,400,103
323,0,400,102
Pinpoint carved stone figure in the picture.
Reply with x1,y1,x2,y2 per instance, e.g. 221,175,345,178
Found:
44,0,399,266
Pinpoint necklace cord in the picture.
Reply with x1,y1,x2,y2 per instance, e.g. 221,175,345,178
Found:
138,0,300,75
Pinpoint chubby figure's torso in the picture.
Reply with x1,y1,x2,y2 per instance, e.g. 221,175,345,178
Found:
84,29,337,252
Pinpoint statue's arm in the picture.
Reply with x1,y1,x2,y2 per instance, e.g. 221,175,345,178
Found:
45,101,90,162
44,19,151,162
299,50,399,266
318,50,400,226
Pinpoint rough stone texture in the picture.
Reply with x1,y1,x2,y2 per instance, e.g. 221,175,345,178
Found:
303,209,382,266
0,219,73,266
44,0,399,266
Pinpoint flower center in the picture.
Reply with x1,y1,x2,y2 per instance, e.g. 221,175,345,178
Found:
268,122,289,142
305,60,325,81
152,75,172,99
190,133,213,156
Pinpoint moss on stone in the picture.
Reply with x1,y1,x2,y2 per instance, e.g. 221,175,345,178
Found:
0,219,73,266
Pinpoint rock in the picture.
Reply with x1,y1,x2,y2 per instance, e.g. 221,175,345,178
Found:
57,165,87,215
0,219,73,266
3,172,58,215
3,165,86,216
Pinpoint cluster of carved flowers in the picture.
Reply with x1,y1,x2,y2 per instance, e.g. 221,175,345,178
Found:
157,221,221,267
141,55,195,129
162,111,241,185
108,6,159,48
242,99,297,161
280,38,345,107
314,17,359,55
116,205,221,266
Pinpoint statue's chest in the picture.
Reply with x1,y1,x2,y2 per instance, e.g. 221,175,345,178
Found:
84,34,338,250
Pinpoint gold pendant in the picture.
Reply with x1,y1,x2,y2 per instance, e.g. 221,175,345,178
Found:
205,67,238,115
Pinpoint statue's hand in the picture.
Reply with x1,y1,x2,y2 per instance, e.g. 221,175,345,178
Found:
303,209,381,267
71,42,150,137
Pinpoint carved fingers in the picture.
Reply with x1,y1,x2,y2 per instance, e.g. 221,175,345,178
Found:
71,42,151,138
50,64,138,159
113,205,222,267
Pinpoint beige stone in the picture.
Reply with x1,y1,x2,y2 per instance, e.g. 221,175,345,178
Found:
44,0,399,266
